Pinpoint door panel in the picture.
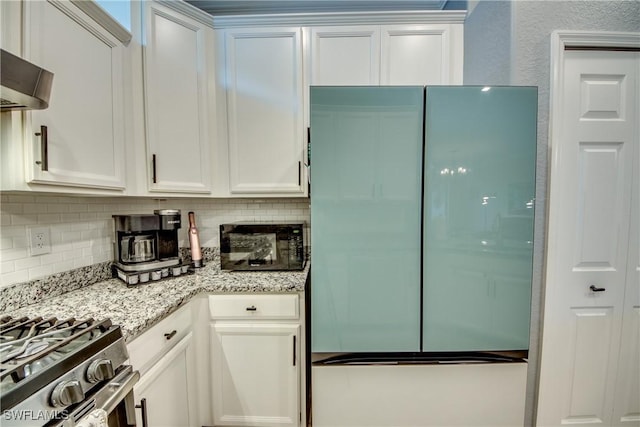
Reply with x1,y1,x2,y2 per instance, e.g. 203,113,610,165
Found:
538,49,639,427
309,27,379,85
574,142,627,269
564,308,615,424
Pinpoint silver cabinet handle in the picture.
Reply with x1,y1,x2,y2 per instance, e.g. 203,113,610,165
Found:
35,125,48,171
590,284,606,292
135,397,149,427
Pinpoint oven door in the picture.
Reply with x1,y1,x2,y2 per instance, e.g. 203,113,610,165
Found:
55,365,139,427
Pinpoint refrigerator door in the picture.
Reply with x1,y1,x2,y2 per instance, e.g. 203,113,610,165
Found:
311,86,423,352
423,86,538,351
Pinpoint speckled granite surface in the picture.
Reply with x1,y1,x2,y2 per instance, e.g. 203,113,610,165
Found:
0,247,219,313
3,252,309,343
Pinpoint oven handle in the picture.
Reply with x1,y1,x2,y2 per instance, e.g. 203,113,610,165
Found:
99,367,140,415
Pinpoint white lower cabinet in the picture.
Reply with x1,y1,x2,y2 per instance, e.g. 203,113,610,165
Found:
209,294,303,427
127,305,199,427
133,333,198,427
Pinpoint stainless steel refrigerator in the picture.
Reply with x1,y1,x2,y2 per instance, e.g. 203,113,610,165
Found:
309,86,537,426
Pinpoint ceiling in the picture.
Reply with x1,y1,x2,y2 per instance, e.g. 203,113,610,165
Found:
185,0,451,15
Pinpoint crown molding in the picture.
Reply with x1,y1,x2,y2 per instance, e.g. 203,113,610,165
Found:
211,10,466,29
155,0,216,28
70,0,132,44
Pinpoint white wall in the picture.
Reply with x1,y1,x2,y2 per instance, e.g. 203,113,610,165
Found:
0,194,310,287
464,2,640,426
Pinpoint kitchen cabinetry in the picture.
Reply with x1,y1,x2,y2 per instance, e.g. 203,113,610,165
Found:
128,305,199,427
308,23,463,86
24,0,127,191
221,27,306,196
143,0,214,193
308,26,380,85
209,294,303,427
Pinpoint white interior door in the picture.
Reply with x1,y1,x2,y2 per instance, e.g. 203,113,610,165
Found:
537,46,639,427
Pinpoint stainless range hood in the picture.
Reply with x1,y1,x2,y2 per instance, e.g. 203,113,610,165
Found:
1,49,54,111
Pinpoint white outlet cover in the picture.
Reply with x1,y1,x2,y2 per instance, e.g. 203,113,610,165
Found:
28,226,52,256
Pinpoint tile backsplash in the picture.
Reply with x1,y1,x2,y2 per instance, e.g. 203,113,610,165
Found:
0,194,310,288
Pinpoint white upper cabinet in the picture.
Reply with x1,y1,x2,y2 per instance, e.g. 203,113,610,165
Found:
380,24,463,85
143,1,213,193
309,26,380,85
308,22,463,87
223,27,305,195
25,0,127,190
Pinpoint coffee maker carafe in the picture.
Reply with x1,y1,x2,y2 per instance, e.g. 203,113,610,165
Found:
112,210,182,281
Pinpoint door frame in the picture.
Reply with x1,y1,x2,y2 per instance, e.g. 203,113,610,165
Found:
537,30,640,426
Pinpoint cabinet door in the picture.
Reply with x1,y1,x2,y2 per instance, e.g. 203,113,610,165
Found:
380,24,463,85
211,323,300,427
134,333,198,427
225,27,304,195
26,0,126,190
309,26,380,85
144,1,212,193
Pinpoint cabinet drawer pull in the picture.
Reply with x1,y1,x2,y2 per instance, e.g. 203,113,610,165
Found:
589,284,606,292
135,398,149,427
35,125,49,171
246,305,257,311
164,330,177,340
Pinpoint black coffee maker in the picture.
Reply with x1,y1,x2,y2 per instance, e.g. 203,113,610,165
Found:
112,210,183,284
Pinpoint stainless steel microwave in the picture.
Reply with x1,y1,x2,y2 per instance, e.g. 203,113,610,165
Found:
220,222,305,271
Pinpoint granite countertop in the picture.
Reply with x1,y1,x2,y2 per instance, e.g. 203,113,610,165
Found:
5,258,309,343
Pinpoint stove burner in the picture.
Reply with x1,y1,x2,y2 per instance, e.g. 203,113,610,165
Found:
0,316,120,410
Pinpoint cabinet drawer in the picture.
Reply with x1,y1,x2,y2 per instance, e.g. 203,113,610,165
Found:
127,304,192,374
209,294,299,319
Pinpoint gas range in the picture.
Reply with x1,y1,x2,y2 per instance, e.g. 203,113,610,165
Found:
1,316,139,426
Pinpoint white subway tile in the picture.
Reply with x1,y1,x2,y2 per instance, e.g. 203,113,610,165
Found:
63,249,83,260
1,237,12,250
1,270,29,286
15,256,41,270
79,213,98,221
73,256,93,269
1,248,29,261
40,253,64,266
28,264,53,280
10,214,37,226
62,230,82,243
68,204,89,213
7,195,35,203
47,204,70,213
52,260,75,274
37,214,62,224
1,261,15,274
12,236,27,249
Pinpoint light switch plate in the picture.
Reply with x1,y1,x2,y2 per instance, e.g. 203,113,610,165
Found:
28,226,51,256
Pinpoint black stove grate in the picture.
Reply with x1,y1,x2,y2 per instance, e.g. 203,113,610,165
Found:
0,316,122,411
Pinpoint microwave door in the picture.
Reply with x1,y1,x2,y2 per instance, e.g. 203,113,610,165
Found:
229,233,277,266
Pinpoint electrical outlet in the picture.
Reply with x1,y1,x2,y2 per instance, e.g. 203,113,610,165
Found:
29,227,51,256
